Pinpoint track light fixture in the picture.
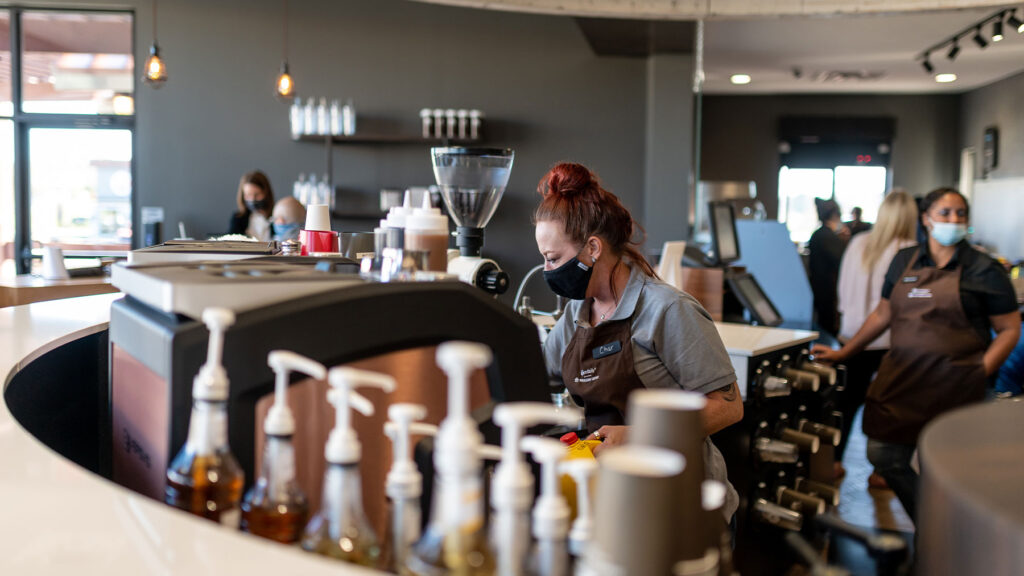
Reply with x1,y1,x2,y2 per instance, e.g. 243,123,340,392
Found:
946,41,960,60
973,26,988,48
915,8,1020,75
1008,10,1024,33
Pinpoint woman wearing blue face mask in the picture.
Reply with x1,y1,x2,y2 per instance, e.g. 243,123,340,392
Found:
270,196,305,242
536,162,743,521
228,170,275,241
813,187,1020,523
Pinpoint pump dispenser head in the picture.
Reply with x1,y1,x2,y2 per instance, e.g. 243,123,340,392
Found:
325,367,396,465
560,458,598,555
265,351,326,437
521,436,571,541
434,341,493,474
492,402,581,510
384,403,438,500
192,307,235,402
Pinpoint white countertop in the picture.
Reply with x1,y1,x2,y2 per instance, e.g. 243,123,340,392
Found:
0,294,378,575
714,322,818,357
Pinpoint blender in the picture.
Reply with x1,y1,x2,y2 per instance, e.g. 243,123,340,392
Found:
431,147,513,295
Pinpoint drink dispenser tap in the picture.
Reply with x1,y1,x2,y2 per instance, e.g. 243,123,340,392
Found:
241,350,326,543
491,403,582,576
521,436,571,576
383,403,437,572
559,458,597,558
164,307,245,526
301,367,396,567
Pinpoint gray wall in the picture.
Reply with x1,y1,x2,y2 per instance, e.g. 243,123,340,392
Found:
133,0,649,300
959,70,1024,180
700,94,961,217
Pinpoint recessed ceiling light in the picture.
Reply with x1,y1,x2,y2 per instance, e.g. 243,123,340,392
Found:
935,73,958,83
730,74,751,85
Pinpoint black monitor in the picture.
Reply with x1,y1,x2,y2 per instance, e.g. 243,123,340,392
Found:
708,201,740,265
726,272,783,327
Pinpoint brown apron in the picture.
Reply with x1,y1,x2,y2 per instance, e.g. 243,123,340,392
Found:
561,300,646,433
863,249,987,445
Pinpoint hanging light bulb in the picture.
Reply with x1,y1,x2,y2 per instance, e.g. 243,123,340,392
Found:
142,0,167,88
276,61,295,98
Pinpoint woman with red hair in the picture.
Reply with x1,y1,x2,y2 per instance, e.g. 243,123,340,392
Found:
536,162,743,520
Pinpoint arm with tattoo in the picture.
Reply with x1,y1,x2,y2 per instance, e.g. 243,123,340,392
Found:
702,381,744,436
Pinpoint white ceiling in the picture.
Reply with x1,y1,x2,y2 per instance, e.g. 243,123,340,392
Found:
702,8,1024,94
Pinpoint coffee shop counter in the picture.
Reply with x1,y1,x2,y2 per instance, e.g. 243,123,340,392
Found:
0,294,376,575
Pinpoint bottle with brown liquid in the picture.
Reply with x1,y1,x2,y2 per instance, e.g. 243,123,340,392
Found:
165,308,244,526
301,366,396,568
241,351,325,543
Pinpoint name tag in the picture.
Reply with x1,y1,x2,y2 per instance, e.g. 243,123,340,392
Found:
908,287,932,299
902,276,918,283
592,341,622,359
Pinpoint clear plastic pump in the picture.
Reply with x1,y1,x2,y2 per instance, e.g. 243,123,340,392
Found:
383,403,437,572
521,436,571,576
559,458,597,557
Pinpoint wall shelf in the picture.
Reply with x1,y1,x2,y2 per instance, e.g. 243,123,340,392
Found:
294,133,481,146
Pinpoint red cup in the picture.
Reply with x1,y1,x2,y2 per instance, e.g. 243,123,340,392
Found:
299,229,340,255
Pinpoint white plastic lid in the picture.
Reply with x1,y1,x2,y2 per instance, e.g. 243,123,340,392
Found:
265,351,326,436
434,341,492,476
384,403,436,499
521,436,571,540
384,190,414,229
492,402,581,511
325,367,396,464
192,308,235,402
405,193,448,235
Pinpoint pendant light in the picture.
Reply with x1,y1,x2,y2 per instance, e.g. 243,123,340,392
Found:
275,0,295,99
142,0,168,88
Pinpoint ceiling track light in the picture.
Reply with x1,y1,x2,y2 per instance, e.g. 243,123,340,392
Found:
922,56,934,73
947,40,960,60
992,18,1004,42
1007,10,1024,33
973,26,989,48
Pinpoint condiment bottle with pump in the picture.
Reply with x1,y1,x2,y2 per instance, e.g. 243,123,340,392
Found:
557,432,596,521
404,193,449,272
383,191,413,249
165,308,245,526
490,403,582,576
241,351,326,543
383,404,439,572
301,367,396,567
521,436,571,576
559,458,597,558
405,341,497,575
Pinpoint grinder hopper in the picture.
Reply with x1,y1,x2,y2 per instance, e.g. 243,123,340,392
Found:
431,147,514,258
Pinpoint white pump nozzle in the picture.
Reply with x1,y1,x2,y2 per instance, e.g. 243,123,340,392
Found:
492,402,582,511
559,458,598,556
192,307,235,401
325,367,396,464
521,436,571,541
434,341,493,476
265,351,326,436
384,403,435,500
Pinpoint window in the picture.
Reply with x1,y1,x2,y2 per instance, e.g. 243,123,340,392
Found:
778,165,888,244
2,8,134,274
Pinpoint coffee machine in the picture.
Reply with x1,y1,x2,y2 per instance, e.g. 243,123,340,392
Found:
431,147,513,295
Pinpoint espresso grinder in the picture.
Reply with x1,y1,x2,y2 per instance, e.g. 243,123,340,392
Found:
431,147,513,295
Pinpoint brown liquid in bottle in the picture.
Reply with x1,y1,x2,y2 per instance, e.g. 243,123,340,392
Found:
404,231,449,272
241,497,309,544
165,452,244,525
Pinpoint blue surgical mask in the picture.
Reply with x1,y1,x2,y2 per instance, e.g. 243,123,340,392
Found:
930,222,967,246
543,253,593,300
272,222,300,241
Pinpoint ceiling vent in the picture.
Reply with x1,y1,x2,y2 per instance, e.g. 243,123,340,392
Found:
808,70,887,83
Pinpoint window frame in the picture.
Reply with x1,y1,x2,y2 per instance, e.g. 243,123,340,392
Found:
8,6,137,274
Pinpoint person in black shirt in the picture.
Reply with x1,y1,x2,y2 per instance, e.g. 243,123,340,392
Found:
844,206,872,237
807,198,849,336
813,187,1020,524
228,171,275,240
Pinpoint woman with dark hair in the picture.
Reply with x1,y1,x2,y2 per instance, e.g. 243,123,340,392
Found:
807,197,849,336
229,170,275,241
536,162,743,520
814,187,1020,523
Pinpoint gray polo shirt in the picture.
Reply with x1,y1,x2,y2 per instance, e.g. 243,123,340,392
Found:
543,264,740,519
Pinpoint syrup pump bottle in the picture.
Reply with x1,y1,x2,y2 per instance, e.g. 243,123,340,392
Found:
302,366,396,566
404,341,497,576
490,403,581,576
521,436,571,576
240,350,326,543
558,458,597,559
383,403,439,572
165,308,245,526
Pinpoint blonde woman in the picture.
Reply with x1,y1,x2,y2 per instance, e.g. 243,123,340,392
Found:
832,190,917,479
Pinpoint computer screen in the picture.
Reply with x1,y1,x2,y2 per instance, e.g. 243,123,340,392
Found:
728,272,783,327
708,201,740,265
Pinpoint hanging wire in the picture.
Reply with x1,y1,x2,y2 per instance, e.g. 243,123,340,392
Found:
152,0,158,44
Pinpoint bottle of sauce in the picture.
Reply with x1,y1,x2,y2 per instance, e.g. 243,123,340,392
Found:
404,193,450,272
165,308,245,526
240,351,325,543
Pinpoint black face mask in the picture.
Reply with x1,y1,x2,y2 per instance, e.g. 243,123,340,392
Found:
543,253,593,300
245,199,269,213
